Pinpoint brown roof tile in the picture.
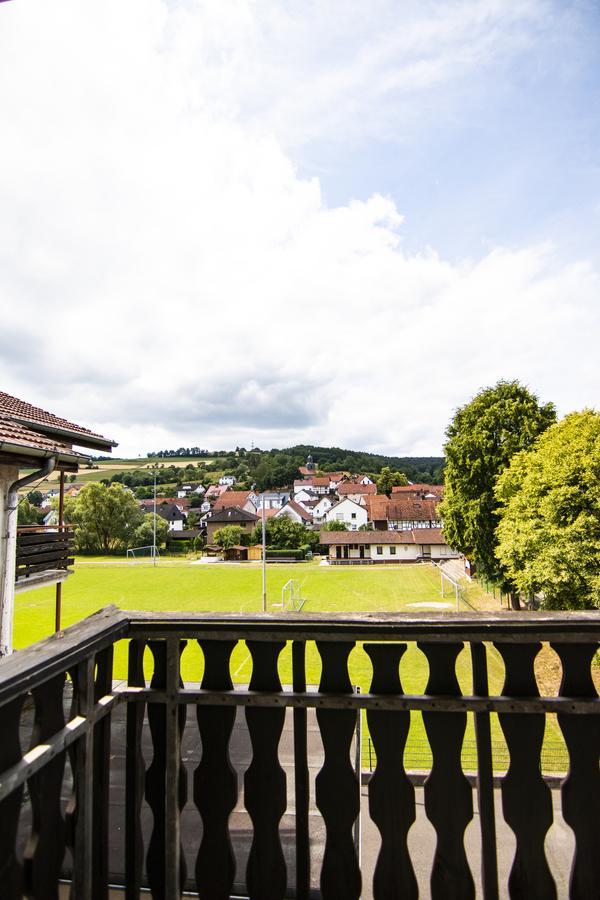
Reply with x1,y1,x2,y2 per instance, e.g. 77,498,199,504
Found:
0,391,116,450
0,417,86,461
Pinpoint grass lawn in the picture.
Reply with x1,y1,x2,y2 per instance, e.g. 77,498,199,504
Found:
13,560,565,770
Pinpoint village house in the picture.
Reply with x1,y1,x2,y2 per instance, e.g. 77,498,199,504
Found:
0,391,116,655
274,499,313,525
325,497,368,530
219,475,237,486
364,495,442,530
204,484,229,501
154,502,187,532
309,494,334,523
335,481,378,503
293,486,319,504
391,483,444,500
256,490,289,510
176,482,205,498
320,527,459,563
212,490,258,514
293,476,331,497
206,506,258,543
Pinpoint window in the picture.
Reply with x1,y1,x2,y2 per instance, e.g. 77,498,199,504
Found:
376,546,383,555
390,546,396,555
351,512,356,519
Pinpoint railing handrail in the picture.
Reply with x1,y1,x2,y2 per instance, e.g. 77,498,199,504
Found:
0,606,128,707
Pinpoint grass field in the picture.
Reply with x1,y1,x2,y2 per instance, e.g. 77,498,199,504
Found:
13,560,566,770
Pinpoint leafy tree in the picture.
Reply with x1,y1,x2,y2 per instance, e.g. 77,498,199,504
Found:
27,490,44,507
250,517,320,550
132,513,169,550
495,410,600,610
18,499,42,526
65,482,144,554
213,525,243,548
321,520,348,531
376,467,409,495
439,380,556,607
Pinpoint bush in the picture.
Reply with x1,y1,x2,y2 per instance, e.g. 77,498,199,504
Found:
266,548,304,560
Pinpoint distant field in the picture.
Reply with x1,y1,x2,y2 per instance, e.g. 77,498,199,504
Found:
13,560,565,770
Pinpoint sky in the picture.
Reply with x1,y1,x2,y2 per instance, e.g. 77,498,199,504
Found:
0,0,598,458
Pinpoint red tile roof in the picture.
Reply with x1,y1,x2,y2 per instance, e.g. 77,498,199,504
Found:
319,528,447,545
0,391,116,451
213,491,256,510
0,417,86,462
337,482,377,496
364,496,440,522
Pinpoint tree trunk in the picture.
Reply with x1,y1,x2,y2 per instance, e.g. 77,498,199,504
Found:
509,592,521,610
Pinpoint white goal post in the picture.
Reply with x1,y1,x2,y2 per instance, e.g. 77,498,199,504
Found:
272,579,306,611
126,545,160,561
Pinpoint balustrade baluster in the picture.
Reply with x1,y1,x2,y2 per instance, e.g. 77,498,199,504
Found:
92,646,113,900
194,639,238,900
68,658,95,900
495,642,556,899
24,673,67,900
244,640,287,900
419,641,474,900
364,642,417,900
145,640,188,900
0,695,25,899
292,640,310,900
552,642,600,900
315,641,361,900
125,639,146,900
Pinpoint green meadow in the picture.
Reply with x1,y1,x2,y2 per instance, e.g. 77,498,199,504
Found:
13,560,565,770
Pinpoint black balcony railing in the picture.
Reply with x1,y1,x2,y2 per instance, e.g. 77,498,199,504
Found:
15,525,75,583
0,606,598,899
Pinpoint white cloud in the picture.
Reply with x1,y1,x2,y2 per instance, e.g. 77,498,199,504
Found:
0,0,597,456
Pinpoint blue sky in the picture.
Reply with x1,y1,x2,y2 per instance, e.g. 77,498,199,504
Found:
0,0,598,456
297,1,600,261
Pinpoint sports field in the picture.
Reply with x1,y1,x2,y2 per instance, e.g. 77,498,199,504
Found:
13,560,566,769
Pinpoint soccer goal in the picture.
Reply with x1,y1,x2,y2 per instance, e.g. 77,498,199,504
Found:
273,579,306,611
126,545,160,562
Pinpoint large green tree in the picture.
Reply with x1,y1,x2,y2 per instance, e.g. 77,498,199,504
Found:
250,517,319,550
65,482,144,554
376,467,408,495
495,410,600,610
132,513,169,550
213,525,243,549
439,380,556,606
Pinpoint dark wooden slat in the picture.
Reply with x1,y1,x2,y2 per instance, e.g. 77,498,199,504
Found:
16,558,74,578
552,642,600,900
0,695,25,899
68,658,95,900
419,641,475,900
91,646,114,900
194,639,238,900
365,643,417,900
145,640,187,900
471,642,499,900
17,539,72,557
24,673,67,900
244,640,287,900
292,640,310,900
16,531,72,546
16,549,73,566
315,641,362,900
495,642,557,899
125,639,146,900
